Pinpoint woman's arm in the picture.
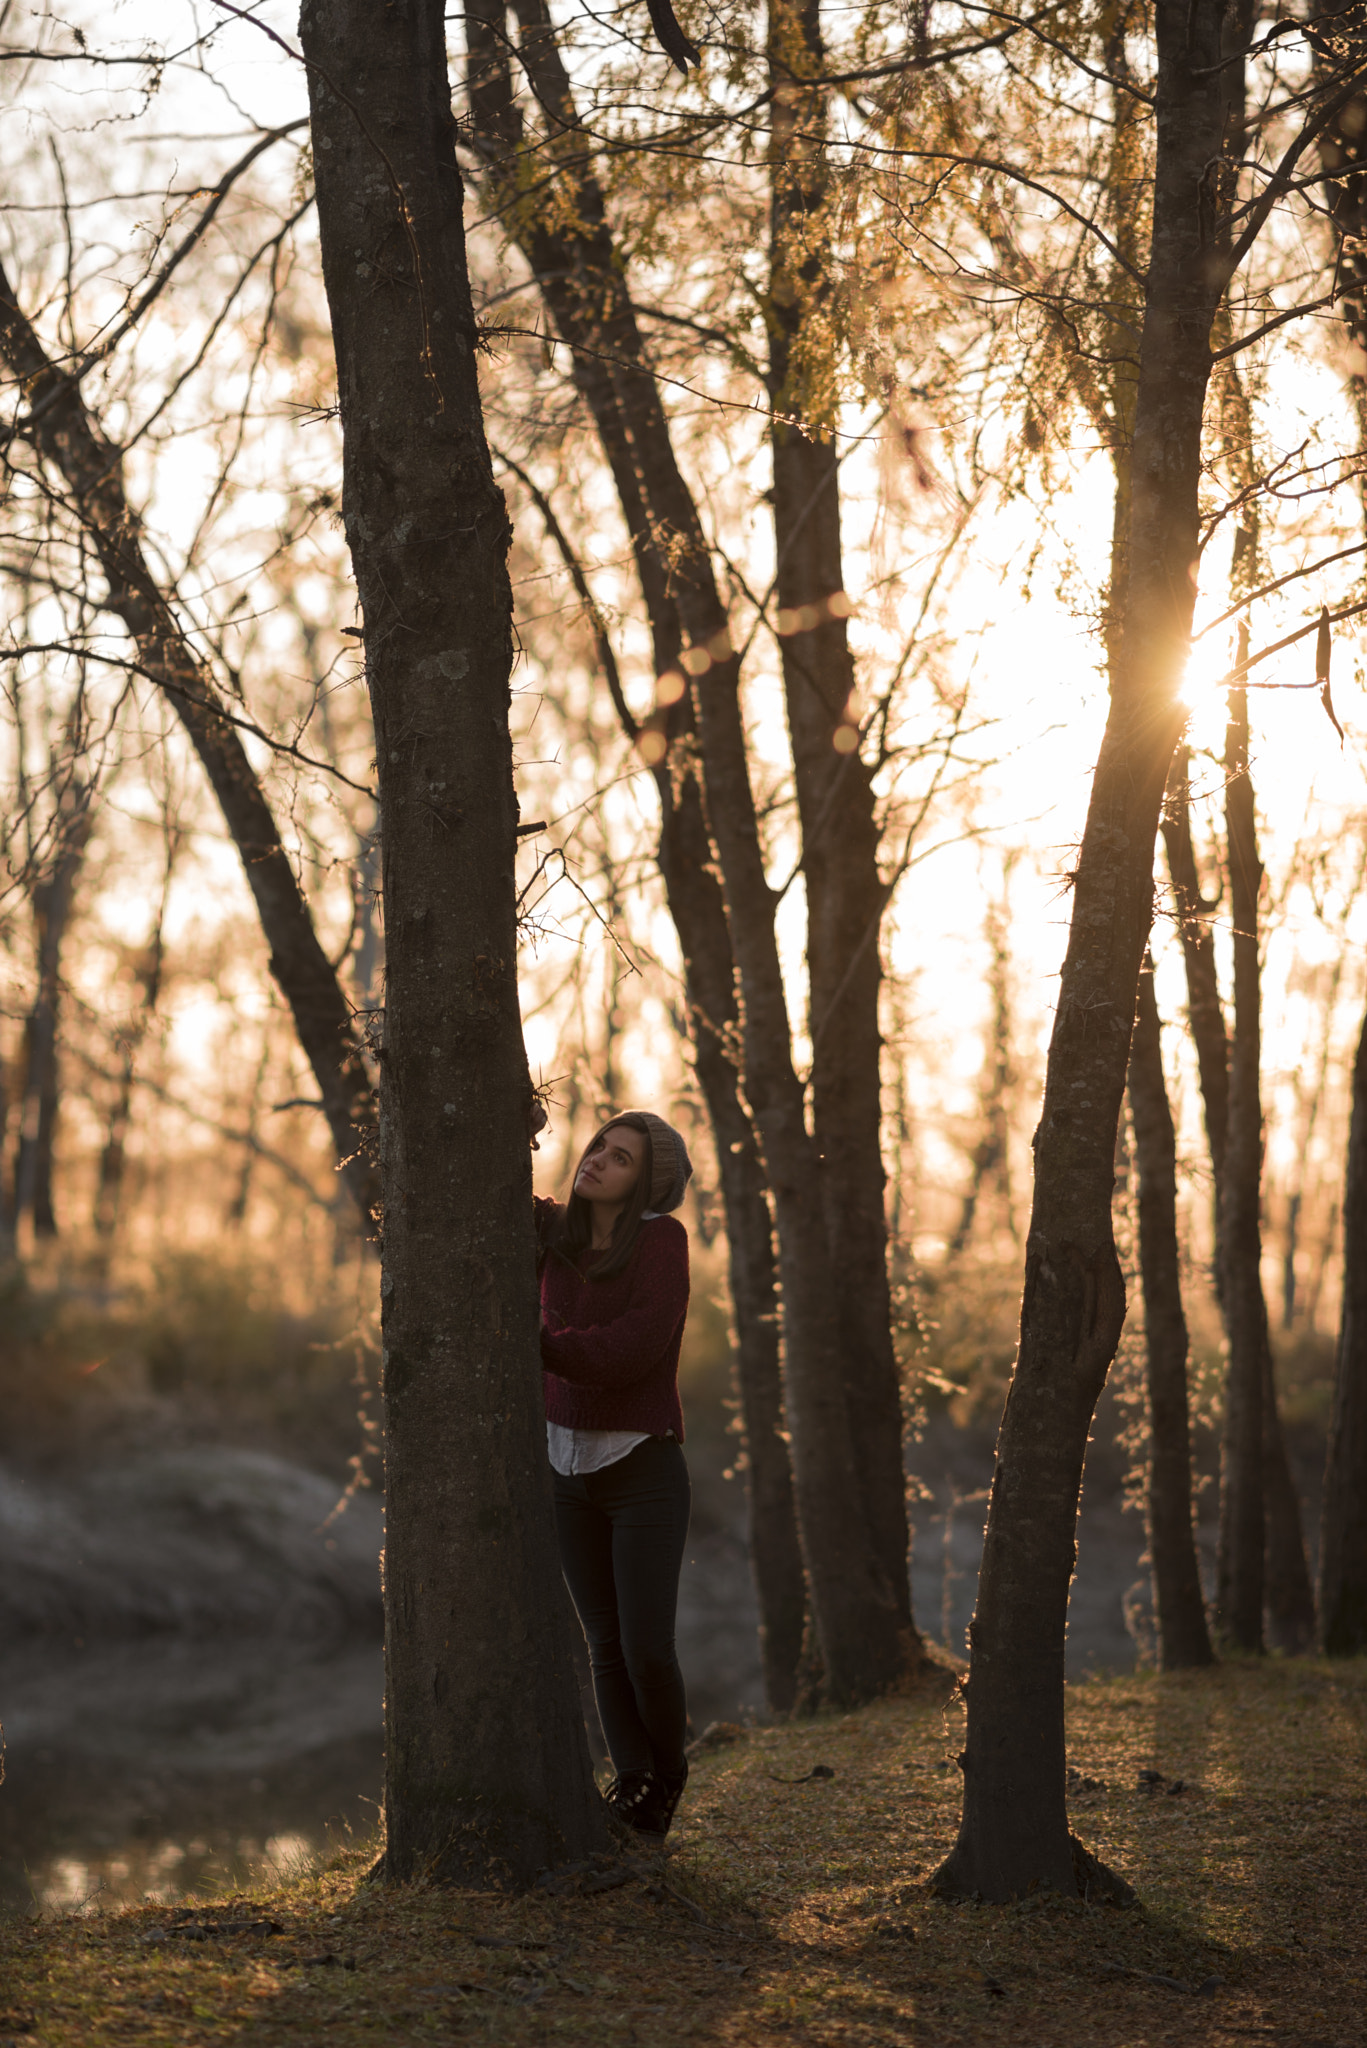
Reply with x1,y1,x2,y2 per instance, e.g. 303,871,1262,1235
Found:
532,1194,561,1249
540,1221,689,1389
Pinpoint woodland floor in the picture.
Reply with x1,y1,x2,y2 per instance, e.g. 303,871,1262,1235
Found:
3,1658,1365,2048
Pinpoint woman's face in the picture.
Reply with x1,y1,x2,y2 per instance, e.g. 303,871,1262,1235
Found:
574,1124,647,1212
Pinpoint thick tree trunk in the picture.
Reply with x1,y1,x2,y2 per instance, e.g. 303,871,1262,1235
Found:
0,268,379,1231
466,0,914,1702
767,0,910,1628
1312,20,1367,1653
13,799,90,1239
936,0,1233,1902
301,0,604,1883
1320,999,1367,1650
1127,961,1214,1668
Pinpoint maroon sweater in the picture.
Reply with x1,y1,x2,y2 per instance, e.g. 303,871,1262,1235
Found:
536,1198,689,1441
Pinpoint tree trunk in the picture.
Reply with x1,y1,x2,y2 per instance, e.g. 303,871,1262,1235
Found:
13,795,91,1240
301,0,604,1883
94,861,171,1245
1127,961,1214,1668
682,538,912,1703
1165,744,1315,1651
1262,1333,1316,1651
936,0,1235,1902
657,779,808,1712
1214,680,1266,1649
1319,5,1367,377
1160,746,1229,1184
466,0,913,1702
1320,998,1367,1651
0,267,379,1230
949,881,1017,1258
1311,17,1367,1653
1212,684,1316,1650
767,0,910,1628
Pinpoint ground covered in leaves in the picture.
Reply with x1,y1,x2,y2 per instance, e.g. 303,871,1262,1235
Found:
3,1659,1365,2046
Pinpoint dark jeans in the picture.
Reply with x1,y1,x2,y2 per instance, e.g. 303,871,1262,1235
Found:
553,1435,691,1780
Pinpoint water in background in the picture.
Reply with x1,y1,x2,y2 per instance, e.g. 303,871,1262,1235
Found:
1,1638,384,1913
0,1446,1154,1914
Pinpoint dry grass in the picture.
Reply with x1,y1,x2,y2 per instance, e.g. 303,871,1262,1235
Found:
3,1657,1366,2046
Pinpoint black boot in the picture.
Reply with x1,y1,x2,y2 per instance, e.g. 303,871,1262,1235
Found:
640,1757,689,1838
605,1768,660,1831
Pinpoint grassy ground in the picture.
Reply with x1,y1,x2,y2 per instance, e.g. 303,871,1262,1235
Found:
3,1658,1365,2047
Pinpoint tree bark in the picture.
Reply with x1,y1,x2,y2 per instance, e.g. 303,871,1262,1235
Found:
936,0,1236,1902
1127,961,1214,1668
0,268,379,1232
466,0,914,1702
651,678,808,1708
1214,681,1266,1649
1319,5,1367,372
301,0,604,1882
767,0,911,1628
1311,13,1367,1653
1165,745,1315,1651
1262,1335,1316,1651
1160,746,1229,1184
668,490,912,1704
1320,998,1367,1650
657,786,808,1711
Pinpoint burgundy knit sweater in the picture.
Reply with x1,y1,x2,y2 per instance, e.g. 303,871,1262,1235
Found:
535,1198,689,1441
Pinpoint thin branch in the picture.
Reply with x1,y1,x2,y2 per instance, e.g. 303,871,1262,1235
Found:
1218,594,1367,687
1194,541,1367,640
1225,55,1367,276
73,121,308,381
963,4,1155,102
0,643,376,798
68,1045,333,1210
491,448,639,743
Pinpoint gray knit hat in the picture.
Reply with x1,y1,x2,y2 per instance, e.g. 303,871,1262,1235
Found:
622,1110,693,1215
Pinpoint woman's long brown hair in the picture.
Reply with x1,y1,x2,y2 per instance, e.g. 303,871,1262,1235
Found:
542,1113,656,1281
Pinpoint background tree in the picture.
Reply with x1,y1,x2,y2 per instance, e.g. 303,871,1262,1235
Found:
463,0,936,1705
1127,957,1214,1669
933,0,1361,1899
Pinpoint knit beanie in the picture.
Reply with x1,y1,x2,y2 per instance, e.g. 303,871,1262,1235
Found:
624,1110,694,1215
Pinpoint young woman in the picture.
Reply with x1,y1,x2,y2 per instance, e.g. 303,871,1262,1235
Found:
535,1110,693,1838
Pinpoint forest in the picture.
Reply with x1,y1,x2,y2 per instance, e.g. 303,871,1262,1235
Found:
3,0,1367,2040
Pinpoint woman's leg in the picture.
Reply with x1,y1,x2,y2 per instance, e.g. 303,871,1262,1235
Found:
552,1469,655,1777
591,1439,691,1778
